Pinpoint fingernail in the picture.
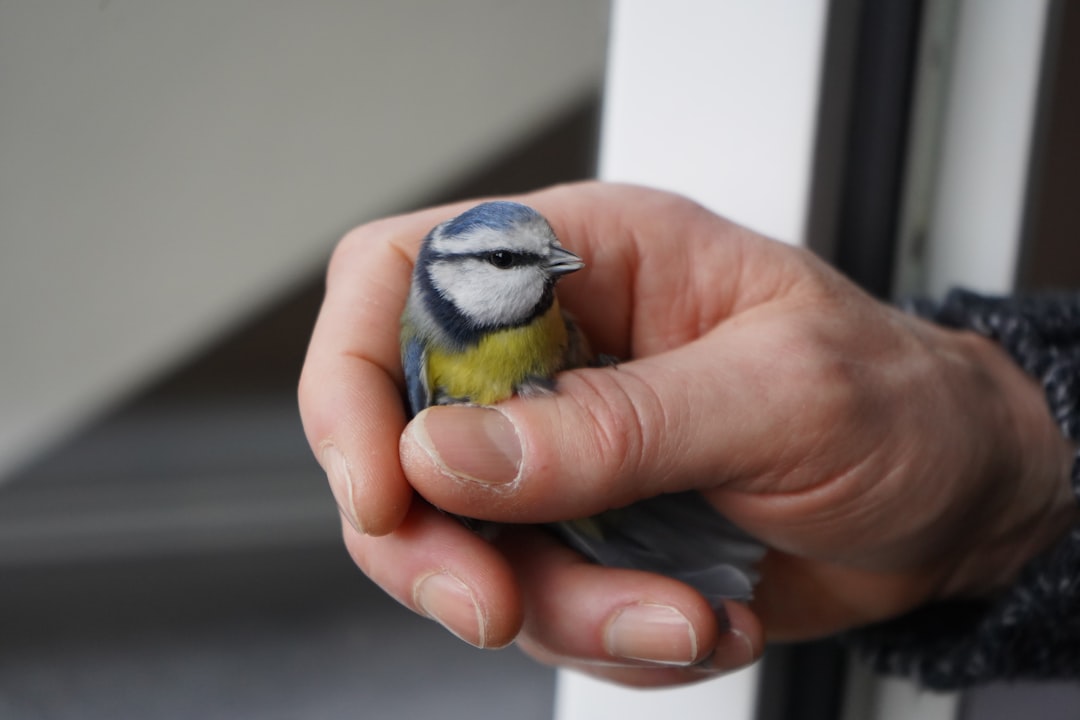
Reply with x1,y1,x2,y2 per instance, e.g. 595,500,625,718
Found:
321,443,364,534
336,507,361,534
695,629,756,673
413,571,487,648
603,603,698,666
413,407,521,485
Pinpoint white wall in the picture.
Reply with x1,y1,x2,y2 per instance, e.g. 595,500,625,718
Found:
598,1,829,243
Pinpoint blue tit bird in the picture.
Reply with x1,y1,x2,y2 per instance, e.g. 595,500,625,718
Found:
401,200,763,609
400,200,589,410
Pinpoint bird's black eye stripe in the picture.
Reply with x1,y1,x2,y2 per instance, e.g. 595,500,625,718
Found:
485,250,538,269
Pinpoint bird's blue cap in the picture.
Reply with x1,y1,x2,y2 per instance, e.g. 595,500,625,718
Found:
441,201,546,237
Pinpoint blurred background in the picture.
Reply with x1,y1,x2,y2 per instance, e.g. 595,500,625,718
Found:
3,2,1079,719
0,2,608,718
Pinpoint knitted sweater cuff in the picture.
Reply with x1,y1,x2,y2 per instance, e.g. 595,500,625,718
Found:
850,288,1080,689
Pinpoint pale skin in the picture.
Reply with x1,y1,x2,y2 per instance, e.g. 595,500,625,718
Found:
298,182,1077,687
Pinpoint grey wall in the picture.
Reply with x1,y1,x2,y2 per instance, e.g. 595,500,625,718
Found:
0,1,609,478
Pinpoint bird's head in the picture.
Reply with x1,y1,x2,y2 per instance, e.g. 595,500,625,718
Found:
416,201,584,331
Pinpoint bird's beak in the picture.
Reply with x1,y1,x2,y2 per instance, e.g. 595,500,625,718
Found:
546,246,585,276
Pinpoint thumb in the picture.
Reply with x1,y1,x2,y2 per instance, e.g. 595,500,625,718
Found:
399,333,804,523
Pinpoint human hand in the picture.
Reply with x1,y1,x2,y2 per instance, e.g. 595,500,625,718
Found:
298,182,1076,687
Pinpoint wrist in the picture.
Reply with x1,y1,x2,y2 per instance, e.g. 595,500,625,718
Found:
937,329,1077,599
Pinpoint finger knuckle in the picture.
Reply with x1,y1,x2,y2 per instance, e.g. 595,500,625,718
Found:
774,319,865,424
326,225,375,285
561,368,664,502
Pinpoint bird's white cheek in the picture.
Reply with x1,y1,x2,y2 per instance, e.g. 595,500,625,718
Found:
431,262,543,327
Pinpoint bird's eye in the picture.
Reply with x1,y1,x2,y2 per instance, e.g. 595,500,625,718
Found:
488,251,514,269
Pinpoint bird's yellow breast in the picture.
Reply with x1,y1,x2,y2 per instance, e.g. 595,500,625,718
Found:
427,303,569,405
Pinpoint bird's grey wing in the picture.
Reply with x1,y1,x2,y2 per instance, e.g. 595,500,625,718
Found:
560,309,593,370
402,335,431,419
548,491,765,610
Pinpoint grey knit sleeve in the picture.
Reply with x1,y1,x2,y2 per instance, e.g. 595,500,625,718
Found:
849,288,1080,690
